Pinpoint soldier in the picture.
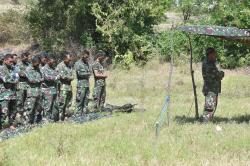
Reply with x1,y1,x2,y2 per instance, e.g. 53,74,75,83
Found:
92,51,108,111
40,52,49,69
23,56,44,124
74,50,91,115
16,51,30,117
40,55,59,121
0,54,18,129
202,48,225,122
54,52,74,121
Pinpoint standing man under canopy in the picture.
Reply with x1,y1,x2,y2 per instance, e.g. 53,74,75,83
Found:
202,48,225,122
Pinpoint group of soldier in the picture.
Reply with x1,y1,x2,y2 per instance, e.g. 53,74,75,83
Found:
0,50,108,130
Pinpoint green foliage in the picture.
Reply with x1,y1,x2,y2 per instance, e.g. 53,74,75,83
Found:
26,0,167,67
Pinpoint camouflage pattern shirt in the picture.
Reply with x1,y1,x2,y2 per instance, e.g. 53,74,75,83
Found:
0,64,18,100
202,58,224,95
74,59,91,87
56,62,73,91
17,61,30,90
25,66,43,97
92,61,105,87
40,64,58,95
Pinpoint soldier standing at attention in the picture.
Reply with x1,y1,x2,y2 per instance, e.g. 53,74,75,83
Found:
23,56,44,124
0,54,18,129
40,55,59,121
16,51,30,120
202,48,225,122
54,52,74,121
92,51,108,111
74,50,91,115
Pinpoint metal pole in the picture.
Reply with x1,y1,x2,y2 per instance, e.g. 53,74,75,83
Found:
188,35,199,120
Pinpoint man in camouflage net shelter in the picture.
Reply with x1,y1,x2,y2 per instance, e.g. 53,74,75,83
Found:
40,55,59,121
53,52,74,121
16,51,30,120
23,56,44,124
74,50,91,115
202,48,225,122
0,54,18,129
92,51,108,111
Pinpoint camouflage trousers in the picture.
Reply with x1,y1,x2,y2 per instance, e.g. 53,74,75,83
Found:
203,92,218,121
93,85,106,110
53,90,72,121
0,99,17,128
42,87,57,120
16,89,27,113
16,82,28,113
23,95,42,124
76,85,90,114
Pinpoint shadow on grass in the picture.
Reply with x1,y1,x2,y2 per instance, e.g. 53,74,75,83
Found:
175,115,250,124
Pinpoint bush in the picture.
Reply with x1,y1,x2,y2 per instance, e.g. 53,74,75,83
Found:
26,0,168,66
0,10,31,45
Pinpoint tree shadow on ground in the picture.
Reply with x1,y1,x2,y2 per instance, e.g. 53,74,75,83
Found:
175,114,250,124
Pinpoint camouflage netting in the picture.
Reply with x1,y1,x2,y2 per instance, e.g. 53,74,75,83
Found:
176,25,250,44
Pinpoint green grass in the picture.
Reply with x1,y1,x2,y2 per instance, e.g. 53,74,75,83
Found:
1,60,250,166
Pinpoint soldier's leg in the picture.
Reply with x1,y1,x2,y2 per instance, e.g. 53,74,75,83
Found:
16,89,24,112
203,92,218,122
24,97,37,124
76,85,84,113
42,89,54,119
83,87,90,113
100,86,106,109
56,91,67,121
93,86,102,109
1,100,9,128
64,91,73,119
8,100,17,127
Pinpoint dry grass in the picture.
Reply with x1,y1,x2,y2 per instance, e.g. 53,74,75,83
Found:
1,59,250,166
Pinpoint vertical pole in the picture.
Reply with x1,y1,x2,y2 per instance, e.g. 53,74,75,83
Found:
188,35,199,120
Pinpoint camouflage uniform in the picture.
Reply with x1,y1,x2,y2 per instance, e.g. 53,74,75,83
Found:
0,64,18,128
92,61,106,110
41,64,58,120
202,58,224,121
54,62,73,121
75,59,91,114
16,61,30,114
23,66,43,124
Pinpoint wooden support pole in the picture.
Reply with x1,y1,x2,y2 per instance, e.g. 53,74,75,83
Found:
188,35,199,120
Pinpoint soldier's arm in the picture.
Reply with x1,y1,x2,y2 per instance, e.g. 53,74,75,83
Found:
75,64,91,78
93,69,107,78
42,68,57,81
202,64,221,81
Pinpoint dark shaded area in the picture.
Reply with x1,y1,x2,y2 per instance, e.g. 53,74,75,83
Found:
175,114,250,124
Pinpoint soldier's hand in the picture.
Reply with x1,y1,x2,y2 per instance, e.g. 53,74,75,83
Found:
219,71,225,80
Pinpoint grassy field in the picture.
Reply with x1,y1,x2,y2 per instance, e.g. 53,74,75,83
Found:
0,60,250,165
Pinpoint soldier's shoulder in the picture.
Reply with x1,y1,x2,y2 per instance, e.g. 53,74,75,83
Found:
92,61,99,68
57,62,64,68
